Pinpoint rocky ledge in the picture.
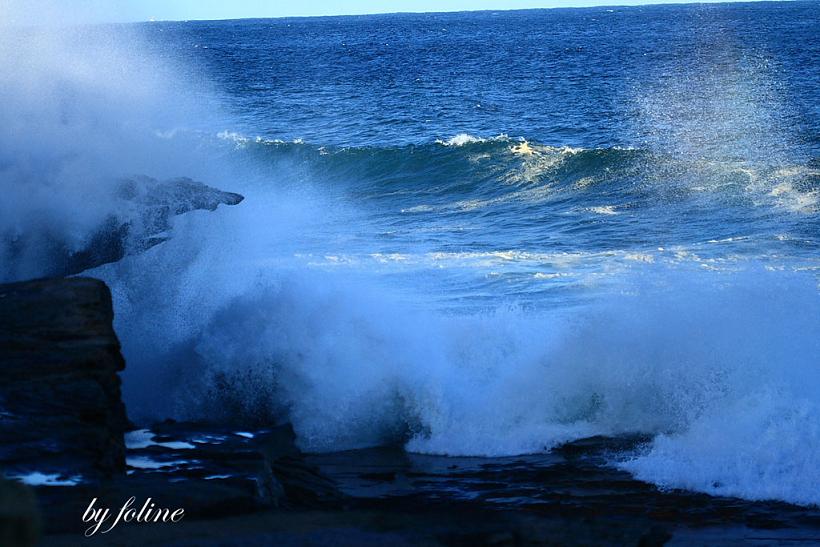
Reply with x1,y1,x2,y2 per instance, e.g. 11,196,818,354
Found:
53,176,245,277
1,176,244,281
0,277,128,483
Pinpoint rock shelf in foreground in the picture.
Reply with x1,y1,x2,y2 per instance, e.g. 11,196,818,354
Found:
0,277,128,483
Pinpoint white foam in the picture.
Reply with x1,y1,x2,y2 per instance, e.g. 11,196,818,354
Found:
96,206,820,505
125,429,195,450
10,472,82,486
10,1,811,509
0,6,228,283
620,394,820,506
435,133,509,146
126,456,190,470
100,239,820,506
586,205,618,215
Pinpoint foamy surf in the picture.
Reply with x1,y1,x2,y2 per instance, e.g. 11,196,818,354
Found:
95,208,820,506
3,0,819,515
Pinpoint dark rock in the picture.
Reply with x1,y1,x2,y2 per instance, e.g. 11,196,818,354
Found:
0,478,40,547
116,176,244,214
0,277,128,482
0,275,347,537
35,422,346,535
129,422,345,511
36,429,820,544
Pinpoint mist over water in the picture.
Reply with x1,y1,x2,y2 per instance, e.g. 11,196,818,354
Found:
0,11,232,281
3,1,820,507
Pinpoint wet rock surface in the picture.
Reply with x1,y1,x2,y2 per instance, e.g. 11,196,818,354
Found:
309,435,820,534
40,430,820,546
35,421,346,536
123,420,344,511
0,277,127,483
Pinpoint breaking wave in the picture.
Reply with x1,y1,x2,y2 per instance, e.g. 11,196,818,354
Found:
3,3,820,510
217,132,820,214
95,232,820,508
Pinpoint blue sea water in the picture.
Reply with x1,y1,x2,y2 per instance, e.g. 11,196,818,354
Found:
135,1,820,310
2,1,820,507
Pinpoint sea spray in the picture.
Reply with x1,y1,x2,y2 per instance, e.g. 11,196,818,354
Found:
0,7,228,282
96,213,820,505
3,1,819,510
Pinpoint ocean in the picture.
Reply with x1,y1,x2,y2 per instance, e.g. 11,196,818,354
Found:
2,1,819,509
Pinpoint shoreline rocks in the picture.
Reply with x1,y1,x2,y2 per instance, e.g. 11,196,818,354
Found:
0,276,348,538
55,176,245,277
0,277,128,482
1,177,244,281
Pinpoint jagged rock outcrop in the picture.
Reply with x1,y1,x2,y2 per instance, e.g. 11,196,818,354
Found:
0,277,128,482
58,176,244,276
1,176,244,281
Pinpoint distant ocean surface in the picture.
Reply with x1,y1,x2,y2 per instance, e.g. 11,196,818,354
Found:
137,1,820,309
3,2,820,508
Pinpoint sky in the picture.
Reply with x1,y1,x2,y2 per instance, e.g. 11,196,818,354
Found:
4,0,774,25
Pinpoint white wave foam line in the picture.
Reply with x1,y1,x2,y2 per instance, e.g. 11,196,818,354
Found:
401,204,435,213
586,205,619,215
126,456,192,470
125,429,195,450
297,248,820,284
10,472,83,486
435,133,510,146
296,250,613,269
216,130,304,149
423,249,657,269
533,272,575,280
290,248,765,274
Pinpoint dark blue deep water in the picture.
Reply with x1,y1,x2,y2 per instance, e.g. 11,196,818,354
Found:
152,2,819,149
131,2,820,309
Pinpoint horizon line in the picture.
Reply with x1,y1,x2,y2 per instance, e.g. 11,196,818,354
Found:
128,0,792,25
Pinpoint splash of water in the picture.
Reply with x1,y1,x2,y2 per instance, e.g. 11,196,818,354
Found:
0,5,229,281
3,2,819,509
